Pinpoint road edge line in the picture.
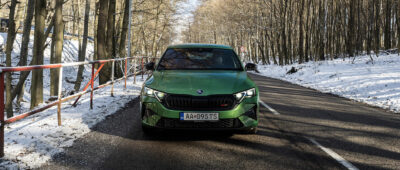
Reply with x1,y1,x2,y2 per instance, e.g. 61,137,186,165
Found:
259,101,280,115
306,137,359,170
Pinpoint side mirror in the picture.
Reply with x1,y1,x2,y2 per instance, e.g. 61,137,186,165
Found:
245,63,256,71
145,62,155,71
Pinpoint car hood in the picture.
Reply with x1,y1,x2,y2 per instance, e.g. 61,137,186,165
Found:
145,70,255,96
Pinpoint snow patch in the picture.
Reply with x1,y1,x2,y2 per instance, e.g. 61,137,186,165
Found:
257,54,400,113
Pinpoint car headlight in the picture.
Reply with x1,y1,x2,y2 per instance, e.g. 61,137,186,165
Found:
143,87,166,102
234,88,256,102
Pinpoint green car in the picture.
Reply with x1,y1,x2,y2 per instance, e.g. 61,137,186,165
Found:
140,44,259,133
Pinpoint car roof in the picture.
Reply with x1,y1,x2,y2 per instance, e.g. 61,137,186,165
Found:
167,43,233,50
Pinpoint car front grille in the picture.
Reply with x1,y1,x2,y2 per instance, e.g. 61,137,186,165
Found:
156,118,244,129
163,94,236,111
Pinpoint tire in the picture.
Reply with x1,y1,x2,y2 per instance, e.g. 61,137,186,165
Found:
247,127,258,134
142,124,154,134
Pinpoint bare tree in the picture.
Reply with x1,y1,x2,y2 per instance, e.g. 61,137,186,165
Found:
16,0,34,105
31,0,46,109
50,0,64,97
97,0,110,84
184,0,399,65
74,0,91,91
5,0,18,117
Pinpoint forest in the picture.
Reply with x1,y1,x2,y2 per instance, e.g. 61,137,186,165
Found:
1,0,180,118
2,0,400,118
184,0,400,65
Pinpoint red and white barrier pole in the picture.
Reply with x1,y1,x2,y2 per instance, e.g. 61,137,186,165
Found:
90,63,95,109
0,72,5,157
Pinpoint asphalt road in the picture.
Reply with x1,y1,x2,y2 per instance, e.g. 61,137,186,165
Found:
40,73,400,170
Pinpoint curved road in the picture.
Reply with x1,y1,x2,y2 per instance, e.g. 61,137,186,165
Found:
41,74,400,170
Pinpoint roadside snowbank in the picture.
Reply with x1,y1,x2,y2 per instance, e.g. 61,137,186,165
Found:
257,54,400,113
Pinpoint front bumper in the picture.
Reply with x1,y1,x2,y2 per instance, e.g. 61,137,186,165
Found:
140,95,259,130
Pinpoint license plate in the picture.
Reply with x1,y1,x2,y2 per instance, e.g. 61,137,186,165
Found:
180,112,219,121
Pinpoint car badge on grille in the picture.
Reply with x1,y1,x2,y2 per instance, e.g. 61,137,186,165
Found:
197,89,204,94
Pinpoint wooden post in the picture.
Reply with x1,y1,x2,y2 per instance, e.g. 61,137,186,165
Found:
141,57,144,80
0,73,5,157
57,67,63,126
124,58,127,89
111,60,115,96
134,57,137,84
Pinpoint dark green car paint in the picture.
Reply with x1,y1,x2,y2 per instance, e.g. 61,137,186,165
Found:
140,44,259,130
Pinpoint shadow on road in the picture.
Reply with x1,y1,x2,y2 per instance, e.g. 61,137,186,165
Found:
41,74,400,170
249,73,400,170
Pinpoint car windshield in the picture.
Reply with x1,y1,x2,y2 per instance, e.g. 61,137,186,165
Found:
157,48,243,70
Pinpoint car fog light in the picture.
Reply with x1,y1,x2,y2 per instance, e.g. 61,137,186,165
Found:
244,107,257,120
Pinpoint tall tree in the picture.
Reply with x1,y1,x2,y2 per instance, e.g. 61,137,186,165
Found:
50,0,65,97
16,0,35,105
374,0,381,55
118,0,130,59
298,0,305,64
116,0,131,78
384,0,392,50
97,0,110,84
5,0,18,117
74,0,91,91
398,0,400,54
107,0,116,58
31,0,46,109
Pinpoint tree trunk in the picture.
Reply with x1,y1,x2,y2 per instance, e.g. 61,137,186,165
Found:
5,0,18,117
104,0,115,80
118,0,130,59
94,2,99,60
16,0,35,105
346,0,356,57
107,0,116,57
74,0,91,92
72,0,78,36
298,0,305,64
305,0,312,62
98,0,110,84
384,0,392,50
116,0,130,78
31,0,46,109
49,34,56,96
374,0,381,55
398,0,400,55
50,0,64,97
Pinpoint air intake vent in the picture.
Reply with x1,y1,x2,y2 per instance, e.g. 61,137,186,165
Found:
163,94,236,111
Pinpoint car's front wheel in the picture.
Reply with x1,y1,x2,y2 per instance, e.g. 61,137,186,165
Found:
247,127,258,134
142,124,154,134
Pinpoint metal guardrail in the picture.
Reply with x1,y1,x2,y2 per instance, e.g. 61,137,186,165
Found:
0,56,158,157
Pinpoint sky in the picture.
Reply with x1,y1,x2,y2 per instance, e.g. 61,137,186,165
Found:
173,0,199,44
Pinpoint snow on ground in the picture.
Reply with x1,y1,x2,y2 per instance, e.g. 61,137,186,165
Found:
257,53,400,113
0,76,145,169
0,33,146,168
